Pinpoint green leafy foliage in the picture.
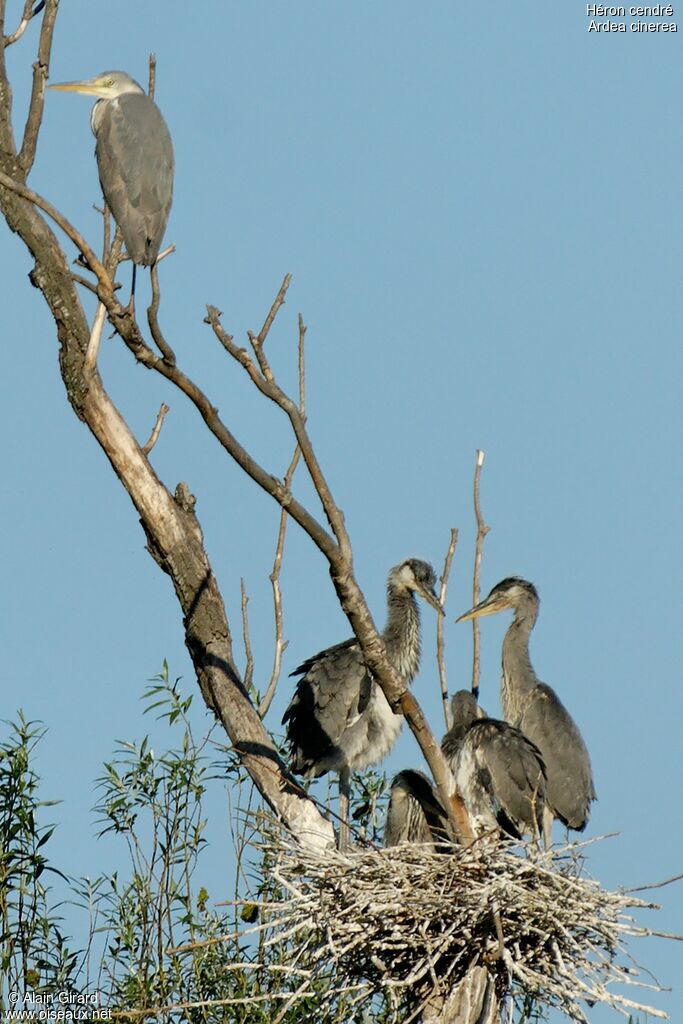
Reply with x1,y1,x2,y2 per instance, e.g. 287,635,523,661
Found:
0,712,79,1013
0,671,396,1022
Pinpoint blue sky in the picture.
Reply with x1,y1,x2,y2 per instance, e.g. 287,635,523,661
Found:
1,1,681,1019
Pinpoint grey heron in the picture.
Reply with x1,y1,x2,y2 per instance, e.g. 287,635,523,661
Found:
456,578,596,846
441,690,546,841
49,71,174,276
283,559,443,849
384,769,451,849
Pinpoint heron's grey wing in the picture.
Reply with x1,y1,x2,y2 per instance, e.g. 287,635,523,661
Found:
283,640,370,773
470,721,546,836
441,692,486,767
520,684,596,830
95,93,174,264
290,638,359,679
441,724,467,768
384,770,450,848
401,770,452,847
384,775,428,847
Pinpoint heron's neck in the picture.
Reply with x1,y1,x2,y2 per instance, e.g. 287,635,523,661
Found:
501,618,536,724
382,590,421,684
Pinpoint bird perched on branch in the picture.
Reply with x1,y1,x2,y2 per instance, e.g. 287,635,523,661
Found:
456,578,596,846
49,70,174,275
283,559,442,849
383,769,451,849
441,690,546,841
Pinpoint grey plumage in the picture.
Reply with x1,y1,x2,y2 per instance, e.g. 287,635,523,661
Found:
50,71,174,266
384,769,451,849
457,578,596,841
283,559,442,846
441,690,546,840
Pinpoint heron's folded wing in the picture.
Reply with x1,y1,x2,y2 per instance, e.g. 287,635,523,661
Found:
521,684,596,830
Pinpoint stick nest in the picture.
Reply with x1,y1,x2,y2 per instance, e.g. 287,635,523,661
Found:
240,825,668,1023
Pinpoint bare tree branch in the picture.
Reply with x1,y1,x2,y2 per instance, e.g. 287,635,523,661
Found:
0,169,111,288
471,449,490,701
206,293,351,558
437,528,458,730
19,0,57,174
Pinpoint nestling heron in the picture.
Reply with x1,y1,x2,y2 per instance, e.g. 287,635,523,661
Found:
283,559,443,849
441,690,546,841
49,71,174,273
457,578,596,846
384,769,451,849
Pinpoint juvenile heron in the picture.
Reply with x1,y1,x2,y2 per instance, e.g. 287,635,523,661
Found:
457,579,596,846
49,71,174,272
283,559,442,848
384,769,451,849
441,690,546,841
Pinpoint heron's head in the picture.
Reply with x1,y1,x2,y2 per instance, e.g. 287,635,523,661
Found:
456,577,539,623
389,559,443,614
48,70,144,101
449,690,485,729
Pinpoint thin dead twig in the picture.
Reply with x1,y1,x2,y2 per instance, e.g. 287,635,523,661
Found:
437,528,458,730
625,870,683,893
3,0,44,46
147,263,176,364
240,580,255,693
206,280,350,558
258,313,307,719
471,449,489,701
248,273,292,380
148,53,156,99
141,403,170,456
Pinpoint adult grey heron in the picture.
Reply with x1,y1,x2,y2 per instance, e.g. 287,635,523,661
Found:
283,559,442,849
384,769,451,849
49,71,174,276
441,690,546,841
456,578,596,846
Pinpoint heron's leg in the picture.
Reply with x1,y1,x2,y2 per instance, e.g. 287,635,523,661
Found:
338,766,351,851
542,804,553,852
127,262,137,313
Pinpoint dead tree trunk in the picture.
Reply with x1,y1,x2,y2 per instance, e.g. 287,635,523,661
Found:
422,968,500,1024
